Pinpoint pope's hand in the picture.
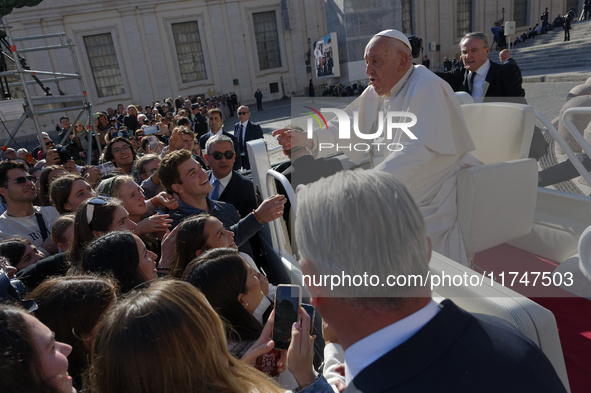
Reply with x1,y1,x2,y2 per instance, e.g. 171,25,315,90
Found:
272,128,314,151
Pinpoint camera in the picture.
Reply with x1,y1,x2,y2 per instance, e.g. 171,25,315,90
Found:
55,144,81,164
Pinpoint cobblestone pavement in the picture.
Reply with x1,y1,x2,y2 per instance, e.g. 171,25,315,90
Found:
524,81,580,123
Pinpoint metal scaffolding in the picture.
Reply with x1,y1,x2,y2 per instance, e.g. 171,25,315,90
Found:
0,18,101,164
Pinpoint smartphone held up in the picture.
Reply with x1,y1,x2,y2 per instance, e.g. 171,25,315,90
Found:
272,284,302,351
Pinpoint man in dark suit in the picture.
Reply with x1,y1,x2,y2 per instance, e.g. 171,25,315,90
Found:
421,55,430,69
234,105,264,170
254,88,263,111
199,108,241,170
435,32,526,104
296,170,566,393
191,103,208,139
499,49,518,66
204,134,257,218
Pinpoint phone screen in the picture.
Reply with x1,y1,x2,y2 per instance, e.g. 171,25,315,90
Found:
272,285,302,350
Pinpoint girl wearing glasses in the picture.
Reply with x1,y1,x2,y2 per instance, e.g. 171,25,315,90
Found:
101,137,138,181
71,122,99,165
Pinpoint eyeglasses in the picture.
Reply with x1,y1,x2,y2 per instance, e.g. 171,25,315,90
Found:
4,175,36,187
45,141,54,146
112,145,132,155
86,197,110,224
210,151,234,160
238,112,249,115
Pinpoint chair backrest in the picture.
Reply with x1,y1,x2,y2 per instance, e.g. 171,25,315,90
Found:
457,158,538,256
460,102,535,164
455,91,474,105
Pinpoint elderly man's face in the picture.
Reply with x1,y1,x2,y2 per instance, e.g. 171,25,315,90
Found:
461,37,490,72
364,36,405,96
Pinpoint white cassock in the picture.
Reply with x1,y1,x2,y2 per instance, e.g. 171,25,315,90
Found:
311,65,481,265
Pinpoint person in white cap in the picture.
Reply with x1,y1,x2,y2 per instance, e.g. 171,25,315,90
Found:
274,29,479,265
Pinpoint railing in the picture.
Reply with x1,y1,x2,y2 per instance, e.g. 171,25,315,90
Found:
536,108,591,188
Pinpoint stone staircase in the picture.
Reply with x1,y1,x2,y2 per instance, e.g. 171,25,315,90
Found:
488,19,591,74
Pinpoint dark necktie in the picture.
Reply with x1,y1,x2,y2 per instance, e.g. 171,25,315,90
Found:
239,125,245,152
467,71,476,95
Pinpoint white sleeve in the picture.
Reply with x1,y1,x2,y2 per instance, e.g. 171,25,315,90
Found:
323,343,346,393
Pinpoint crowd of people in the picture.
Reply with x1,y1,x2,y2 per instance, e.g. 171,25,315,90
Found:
0,86,346,392
0,27,568,393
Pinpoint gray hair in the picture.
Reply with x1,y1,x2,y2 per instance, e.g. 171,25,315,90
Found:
135,153,160,176
295,170,430,301
460,32,489,49
205,134,234,155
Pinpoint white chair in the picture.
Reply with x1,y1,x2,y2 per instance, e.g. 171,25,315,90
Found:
457,103,538,260
455,91,474,105
460,102,535,164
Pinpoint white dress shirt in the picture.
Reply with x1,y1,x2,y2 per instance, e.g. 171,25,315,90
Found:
471,59,491,100
209,171,232,198
239,120,249,154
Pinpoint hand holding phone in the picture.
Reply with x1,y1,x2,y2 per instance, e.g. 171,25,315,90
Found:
285,305,316,388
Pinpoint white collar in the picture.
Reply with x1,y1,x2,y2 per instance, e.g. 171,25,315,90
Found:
240,120,249,127
211,129,223,136
473,59,491,78
344,300,439,385
386,66,414,97
210,171,232,188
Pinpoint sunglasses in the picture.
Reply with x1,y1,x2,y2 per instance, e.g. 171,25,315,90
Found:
4,175,36,187
45,141,54,146
238,112,249,115
210,151,234,160
86,197,110,224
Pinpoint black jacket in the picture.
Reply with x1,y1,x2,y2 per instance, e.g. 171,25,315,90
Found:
435,61,526,104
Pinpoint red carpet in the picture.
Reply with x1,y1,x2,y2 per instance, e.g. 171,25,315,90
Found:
475,244,591,393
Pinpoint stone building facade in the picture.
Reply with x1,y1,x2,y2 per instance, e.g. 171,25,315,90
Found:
5,0,327,111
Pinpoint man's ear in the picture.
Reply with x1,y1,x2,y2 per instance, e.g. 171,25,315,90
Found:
204,154,210,167
171,182,182,195
92,230,103,238
397,52,411,72
0,186,7,199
